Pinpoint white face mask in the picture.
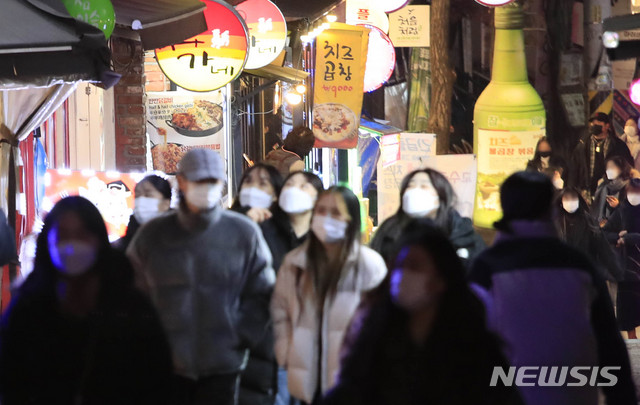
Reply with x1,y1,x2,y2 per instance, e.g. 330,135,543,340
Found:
540,156,551,168
390,269,433,311
279,187,315,214
134,197,162,224
628,193,640,206
239,187,273,209
562,199,580,214
606,169,620,180
402,188,440,218
50,240,98,276
185,183,223,210
553,177,564,190
625,126,638,138
311,215,348,243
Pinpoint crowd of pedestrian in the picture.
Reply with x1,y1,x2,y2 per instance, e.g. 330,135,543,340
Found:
1,114,640,404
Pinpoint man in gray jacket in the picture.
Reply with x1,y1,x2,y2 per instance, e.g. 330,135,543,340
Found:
128,149,275,405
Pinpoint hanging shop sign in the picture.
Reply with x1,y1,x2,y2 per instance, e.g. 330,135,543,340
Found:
371,0,410,13
346,0,389,34
43,169,139,241
62,0,116,38
389,5,430,48
146,90,226,175
235,0,287,69
155,0,249,92
475,0,516,6
313,24,369,149
361,25,396,93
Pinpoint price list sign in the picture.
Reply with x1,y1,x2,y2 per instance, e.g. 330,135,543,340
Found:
155,0,249,92
313,24,369,149
235,0,287,69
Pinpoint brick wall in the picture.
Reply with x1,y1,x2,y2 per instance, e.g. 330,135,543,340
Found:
144,51,171,92
112,37,147,172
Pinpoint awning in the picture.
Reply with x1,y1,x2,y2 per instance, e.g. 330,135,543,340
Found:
0,0,116,89
245,65,309,84
111,0,207,50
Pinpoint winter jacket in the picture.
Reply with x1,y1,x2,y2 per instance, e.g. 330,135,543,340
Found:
260,213,307,272
0,249,173,405
263,148,304,178
127,204,275,379
271,241,387,403
0,209,16,267
603,202,640,282
370,210,485,267
469,220,636,405
323,296,523,405
591,178,628,225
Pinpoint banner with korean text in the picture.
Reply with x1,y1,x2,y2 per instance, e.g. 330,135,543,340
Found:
313,24,369,149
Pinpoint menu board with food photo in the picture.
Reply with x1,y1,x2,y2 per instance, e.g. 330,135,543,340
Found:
313,23,369,149
146,91,226,174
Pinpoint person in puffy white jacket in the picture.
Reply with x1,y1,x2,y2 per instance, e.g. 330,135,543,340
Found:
271,186,387,405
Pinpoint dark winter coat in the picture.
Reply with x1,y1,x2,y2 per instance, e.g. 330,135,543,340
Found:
469,221,636,405
557,211,623,281
322,296,522,405
603,202,640,282
0,209,16,267
370,210,485,267
0,249,173,405
591,178,628,225
260,212,307,272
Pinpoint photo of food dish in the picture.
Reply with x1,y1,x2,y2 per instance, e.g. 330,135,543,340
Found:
151,143,186,174
166,100,224,137
312,103,357,142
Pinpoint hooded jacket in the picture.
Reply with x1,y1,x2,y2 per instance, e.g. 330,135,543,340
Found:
469,221,636,405
127,204,275,379
271,241,386,403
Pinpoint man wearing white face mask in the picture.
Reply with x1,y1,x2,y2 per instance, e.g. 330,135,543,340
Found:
127,148,276,405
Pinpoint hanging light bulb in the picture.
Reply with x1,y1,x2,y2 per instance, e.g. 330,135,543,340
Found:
296,84,307,94
286,91,302,106
629,78,640,105
326,14,337,23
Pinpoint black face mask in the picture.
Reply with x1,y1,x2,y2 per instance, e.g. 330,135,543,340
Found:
590,124,604,136
539,151,552,158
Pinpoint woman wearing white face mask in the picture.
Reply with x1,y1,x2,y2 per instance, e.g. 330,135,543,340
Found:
591,156,633,227
555,188,622,285
323,221,521,405
370,168,485,267
603,179,640,339
115,174,172,252
620,118,640,164
271,186,387,405
0,197,173,404
231,164,283,224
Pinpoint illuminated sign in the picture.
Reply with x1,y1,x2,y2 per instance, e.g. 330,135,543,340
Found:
475,0,516,6
361,25,396,93
372,0,409,13
155,0,249,92
235,0,287,69
346,0,389,33
389,5,430,48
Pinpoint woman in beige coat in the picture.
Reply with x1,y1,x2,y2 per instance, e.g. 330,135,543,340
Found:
271,186,387,405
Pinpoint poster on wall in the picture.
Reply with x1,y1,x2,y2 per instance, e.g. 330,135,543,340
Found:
43,169,142,241
388,5,430,48
313,24,369,149
146,90,226,175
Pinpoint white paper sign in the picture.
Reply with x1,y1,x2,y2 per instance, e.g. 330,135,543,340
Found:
388,5,430,48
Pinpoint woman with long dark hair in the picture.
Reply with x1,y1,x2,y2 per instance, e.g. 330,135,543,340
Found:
323,220,522,405
116,174,172,251
556,188,622,283
231,163,284,224
370,168,484,266
271,186,387,405
592,156,633,227
526,136,566,175
0,196,173,404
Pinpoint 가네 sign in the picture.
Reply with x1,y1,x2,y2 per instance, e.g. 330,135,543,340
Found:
389,5,430,48
313,24,369,149
155,0,248,92
235,0,287,69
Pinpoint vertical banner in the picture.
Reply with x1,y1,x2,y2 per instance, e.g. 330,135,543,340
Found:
313,24,369,149
146,90,226,175
407,48,430,132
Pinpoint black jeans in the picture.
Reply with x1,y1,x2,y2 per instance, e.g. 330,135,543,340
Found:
173,373,240,405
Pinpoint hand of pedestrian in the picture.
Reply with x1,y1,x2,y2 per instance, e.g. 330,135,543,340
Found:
606,196,619,208
247,208,272,223
600,219,608,228
617,237,625,247
620,230,628,238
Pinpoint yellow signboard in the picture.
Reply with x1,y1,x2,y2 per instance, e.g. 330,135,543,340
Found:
313,24,369,149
